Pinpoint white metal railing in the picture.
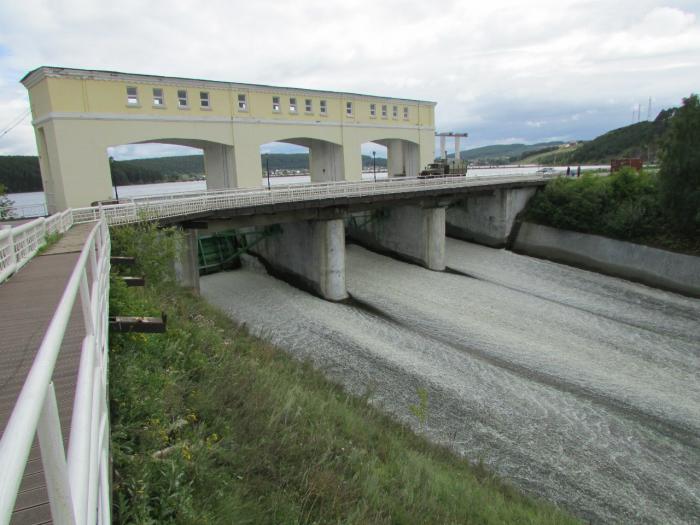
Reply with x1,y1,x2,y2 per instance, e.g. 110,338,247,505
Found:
71,172,551,226
0,210,74,283
0,217,111,525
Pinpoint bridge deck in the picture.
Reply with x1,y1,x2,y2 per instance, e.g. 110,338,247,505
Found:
0,223,95,524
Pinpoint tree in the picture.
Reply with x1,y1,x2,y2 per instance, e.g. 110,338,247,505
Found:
0,183,14,219
658,94,700,234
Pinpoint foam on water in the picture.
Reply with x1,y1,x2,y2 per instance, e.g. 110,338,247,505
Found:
201,240,700,524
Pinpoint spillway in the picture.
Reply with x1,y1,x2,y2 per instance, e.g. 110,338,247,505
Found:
201,238,700,524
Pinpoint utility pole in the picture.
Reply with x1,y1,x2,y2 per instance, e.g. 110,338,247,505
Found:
266,157,271,190
372,151,376,182
647,97,652,121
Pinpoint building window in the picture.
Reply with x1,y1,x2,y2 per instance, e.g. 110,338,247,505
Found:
370,103,376,117
403,106,409,119
289,97,297,113
392,105,398,119
126,86,139,105
152,88,164,107
177,89,188,108
320,99,327,115
346,101,353,116
200,91,210,108
305,98,312,113
272,96,280,112
381,104,387,118
238,94,247,111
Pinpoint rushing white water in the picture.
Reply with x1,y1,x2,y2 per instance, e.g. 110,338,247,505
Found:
201,240,700,524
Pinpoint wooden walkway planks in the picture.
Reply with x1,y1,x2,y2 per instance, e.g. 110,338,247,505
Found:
0,222,96,525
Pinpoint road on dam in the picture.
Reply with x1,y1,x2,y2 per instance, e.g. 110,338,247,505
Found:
201,237,700,524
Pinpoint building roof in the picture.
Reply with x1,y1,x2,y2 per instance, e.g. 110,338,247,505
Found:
20,66,437,105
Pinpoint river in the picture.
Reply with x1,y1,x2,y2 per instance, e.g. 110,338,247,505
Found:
200,238,700,524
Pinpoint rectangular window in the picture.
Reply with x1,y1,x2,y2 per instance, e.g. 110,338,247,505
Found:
200,91,210,108
272,96,280,112
346,101,353,116
403,106,409,119
289,97,297,113
126,86,139,105
177,89,188,108
238,94,247,111
305,98,312,113
370,103,376,117
320,99,327,115
381,104,387,118
392,105,398,119
152,88,164,106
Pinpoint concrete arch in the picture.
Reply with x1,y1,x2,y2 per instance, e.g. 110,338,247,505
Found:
259,136,346,183
367,138,421,178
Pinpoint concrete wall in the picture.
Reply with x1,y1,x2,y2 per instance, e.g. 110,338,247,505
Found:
446,187,537,247
174,229,200,293
254,219,347,301
513,222,700,297
347,205,446,270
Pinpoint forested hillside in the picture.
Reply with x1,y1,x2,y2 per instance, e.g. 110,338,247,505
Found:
567,109,674,164
450,142,563,164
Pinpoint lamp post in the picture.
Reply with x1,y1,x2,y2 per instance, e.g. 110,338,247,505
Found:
373,151,376,183
266,156,271,190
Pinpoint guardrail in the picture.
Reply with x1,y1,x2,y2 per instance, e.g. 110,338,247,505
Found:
71,172,552,226
0,210,74,283
0,218,111,525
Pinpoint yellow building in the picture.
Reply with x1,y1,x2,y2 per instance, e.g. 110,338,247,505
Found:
21,67,436,212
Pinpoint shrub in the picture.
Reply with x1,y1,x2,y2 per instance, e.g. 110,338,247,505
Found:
526,168,663,240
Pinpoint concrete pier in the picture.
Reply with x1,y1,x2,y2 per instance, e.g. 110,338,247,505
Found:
254,219,347,301
175,229,200,293
446,187,537,247
347,204,446,271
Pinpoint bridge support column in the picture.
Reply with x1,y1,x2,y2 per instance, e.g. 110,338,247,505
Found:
385,140,420,178
446,187,538,247
386,140,405,177
348,204,446,271
309,140,344,182
35,122,113,212
254,218,347,301
175,229,200,293
204,144,236,190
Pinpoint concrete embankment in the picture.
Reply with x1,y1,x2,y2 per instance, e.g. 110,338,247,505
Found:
512,221,700,297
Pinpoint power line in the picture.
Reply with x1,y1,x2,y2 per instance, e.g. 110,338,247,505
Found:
0,109,31,140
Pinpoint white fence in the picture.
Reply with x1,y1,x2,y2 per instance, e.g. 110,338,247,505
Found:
70,172,551,226
0,210,74,283
0,217,111,525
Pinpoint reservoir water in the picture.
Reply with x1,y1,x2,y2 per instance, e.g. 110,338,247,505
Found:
201,239,700,524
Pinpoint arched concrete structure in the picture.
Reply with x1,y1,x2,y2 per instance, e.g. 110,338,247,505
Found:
22,67,436,212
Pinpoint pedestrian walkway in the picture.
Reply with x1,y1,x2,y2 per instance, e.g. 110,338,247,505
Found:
0,222,95,524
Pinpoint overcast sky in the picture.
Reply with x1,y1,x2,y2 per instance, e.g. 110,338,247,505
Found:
1,0,699,159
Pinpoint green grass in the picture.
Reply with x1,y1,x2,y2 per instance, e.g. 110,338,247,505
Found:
109,223,579,524
37,232,63,254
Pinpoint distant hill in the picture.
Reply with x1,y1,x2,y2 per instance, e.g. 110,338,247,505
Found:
449,142,564,165
566,109,675,164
